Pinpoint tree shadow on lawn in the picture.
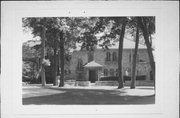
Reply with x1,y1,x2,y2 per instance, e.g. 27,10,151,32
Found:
136,87,155,90
23,87,155,105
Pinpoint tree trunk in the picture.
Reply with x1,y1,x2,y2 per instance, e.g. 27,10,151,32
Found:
130,25,139,89
57,50,60,85
137,17,155,89
118,21,127,89
52,48,58,86
59,31,65,87
57,51,60,75
41,26,46,86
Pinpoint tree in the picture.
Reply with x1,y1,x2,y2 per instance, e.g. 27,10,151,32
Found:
55,17,79,87
22,42,39,83
23,17,48,86
97,17,128,89
137,17,155,88
52,35,58,86
45,17,76,86
117,20,127,89
123,17,155,89
23,17,78,87
45,22,60,86
76,17,100,63
41,24,46,86
130,23,139,89
58,31,65,87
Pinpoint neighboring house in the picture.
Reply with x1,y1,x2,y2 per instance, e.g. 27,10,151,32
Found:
65,39,153,85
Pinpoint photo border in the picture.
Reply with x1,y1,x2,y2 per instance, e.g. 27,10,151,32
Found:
1,1,179,118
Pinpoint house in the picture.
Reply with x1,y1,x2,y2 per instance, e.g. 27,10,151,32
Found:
22,39,154,86
65,39,154,86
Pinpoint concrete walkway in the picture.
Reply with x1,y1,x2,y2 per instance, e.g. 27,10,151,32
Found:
23,84,155,105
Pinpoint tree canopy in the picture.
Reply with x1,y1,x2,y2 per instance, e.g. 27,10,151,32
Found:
22,16,155,88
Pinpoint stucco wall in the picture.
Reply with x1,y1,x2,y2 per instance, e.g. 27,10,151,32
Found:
65,48,152,81
66,50,88,80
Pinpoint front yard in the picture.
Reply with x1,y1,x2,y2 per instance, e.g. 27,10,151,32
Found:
23,84,155,105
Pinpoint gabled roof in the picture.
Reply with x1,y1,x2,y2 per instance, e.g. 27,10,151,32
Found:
97,38,147,49
84,61,103,68
74,38,147,51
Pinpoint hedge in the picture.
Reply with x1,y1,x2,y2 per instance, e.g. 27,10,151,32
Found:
99,75,146,82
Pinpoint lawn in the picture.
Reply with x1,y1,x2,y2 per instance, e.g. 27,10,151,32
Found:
23,85,155,105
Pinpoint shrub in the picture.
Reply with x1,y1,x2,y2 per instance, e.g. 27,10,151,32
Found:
22,76,32,82
136,75,146,80
99,75,146,82
99,76,118,81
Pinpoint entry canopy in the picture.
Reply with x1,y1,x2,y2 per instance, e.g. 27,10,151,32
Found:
84,61,103,68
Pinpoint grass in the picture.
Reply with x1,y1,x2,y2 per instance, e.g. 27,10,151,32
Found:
23,85,155,105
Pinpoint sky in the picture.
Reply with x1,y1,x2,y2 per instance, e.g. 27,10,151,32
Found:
22,30,40,43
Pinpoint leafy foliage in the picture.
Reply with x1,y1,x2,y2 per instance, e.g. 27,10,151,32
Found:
22,16,155,88
75,17,100,51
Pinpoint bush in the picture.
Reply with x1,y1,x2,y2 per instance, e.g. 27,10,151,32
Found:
32,65,54,84
99,75,146,82
22,64,53,84
99,76,118,81
22,76,32,82
136,75,146,80
99,76,131,82
124,76,131,81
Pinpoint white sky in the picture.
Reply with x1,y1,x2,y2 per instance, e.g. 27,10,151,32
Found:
22,30,40,43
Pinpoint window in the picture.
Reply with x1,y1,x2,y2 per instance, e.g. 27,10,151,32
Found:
112,52,117,61
68,70,71,74
110,69,114,76
106,52,111,61
77,59,83,70
129,53,131,62
104,69,108,76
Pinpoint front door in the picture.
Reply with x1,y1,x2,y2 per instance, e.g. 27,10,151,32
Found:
89,70,96,83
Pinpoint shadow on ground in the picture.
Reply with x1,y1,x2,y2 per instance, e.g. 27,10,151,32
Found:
136,87,155,90
23,87,155,105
